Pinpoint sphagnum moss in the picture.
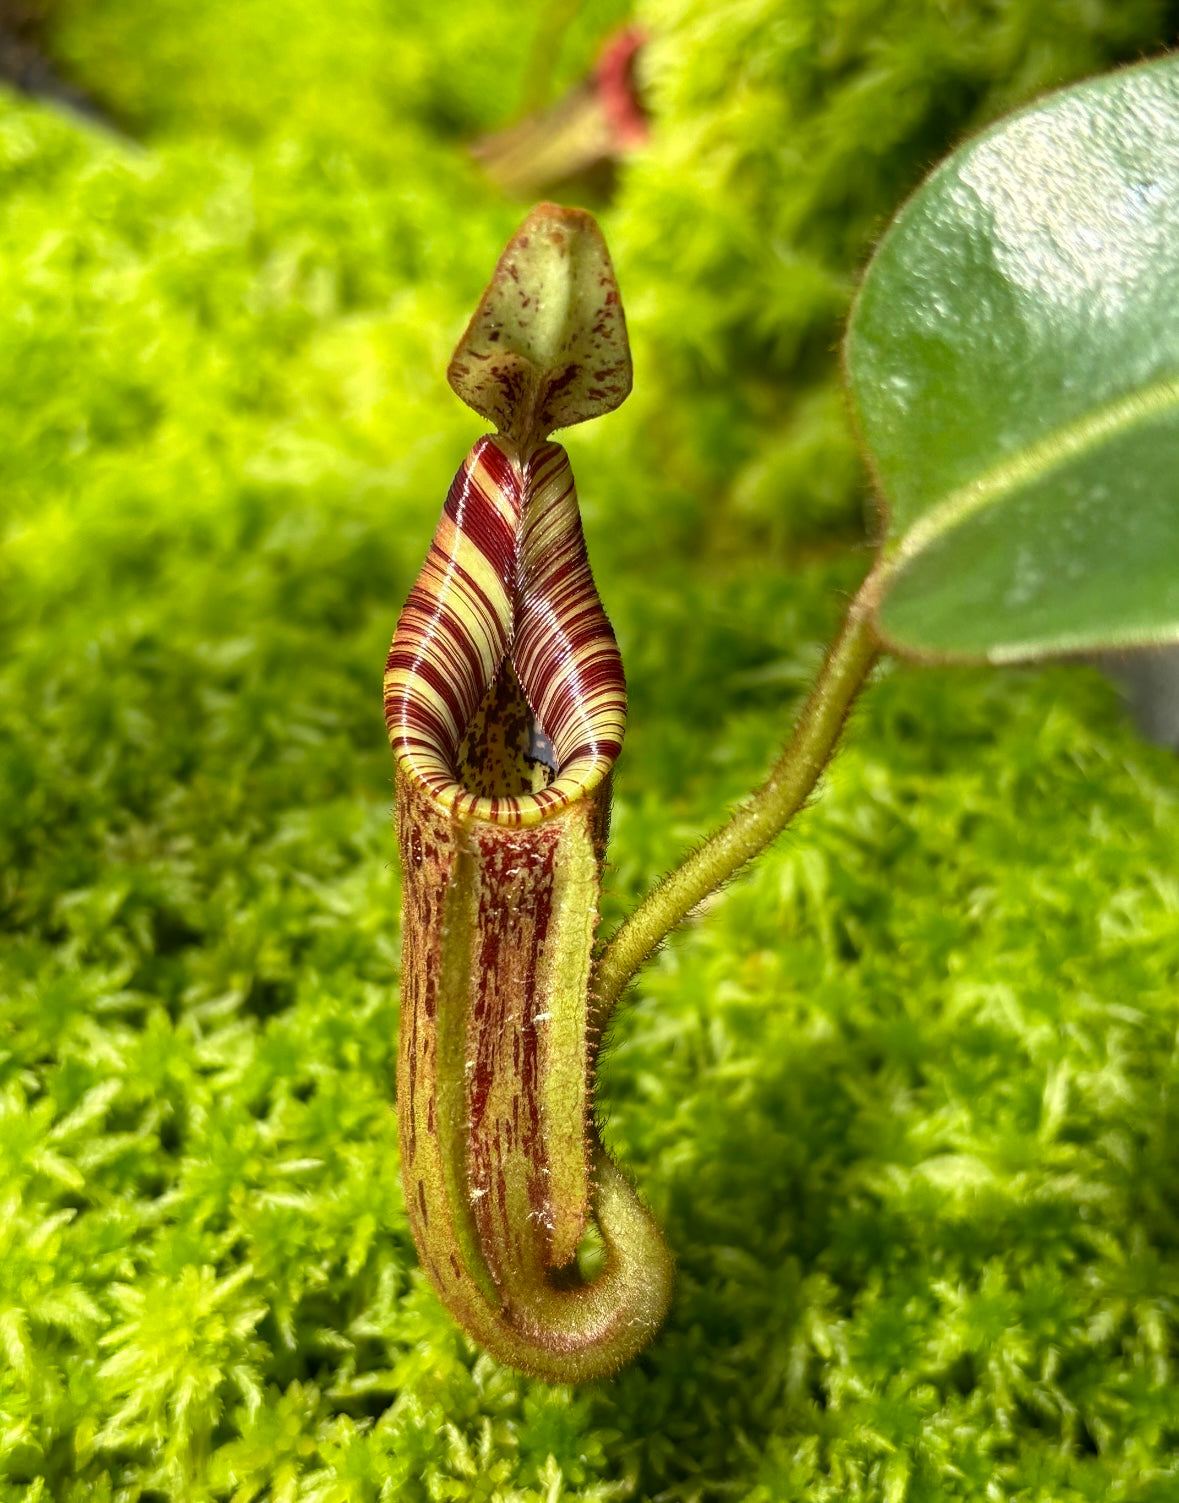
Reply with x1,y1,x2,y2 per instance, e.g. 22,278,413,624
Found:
3,2,1179,1499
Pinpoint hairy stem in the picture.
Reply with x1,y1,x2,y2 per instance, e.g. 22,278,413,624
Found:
593,574,882,1025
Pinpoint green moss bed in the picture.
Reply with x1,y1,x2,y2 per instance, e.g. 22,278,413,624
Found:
4,2,1179,1498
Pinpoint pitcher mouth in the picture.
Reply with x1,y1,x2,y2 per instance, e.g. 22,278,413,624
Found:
384,435,625,828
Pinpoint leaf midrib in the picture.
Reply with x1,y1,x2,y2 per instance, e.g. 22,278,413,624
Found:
885,374,1179,567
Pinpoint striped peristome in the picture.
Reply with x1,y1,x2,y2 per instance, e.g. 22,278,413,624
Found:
385,435,625,827
386,203,672,1383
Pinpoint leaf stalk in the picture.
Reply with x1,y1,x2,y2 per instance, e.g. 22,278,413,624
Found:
593,577,881,1026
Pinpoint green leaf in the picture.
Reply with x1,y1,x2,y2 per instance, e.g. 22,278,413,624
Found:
846,55,1179,662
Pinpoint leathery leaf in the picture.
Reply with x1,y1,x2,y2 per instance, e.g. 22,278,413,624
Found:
847,54,1179,662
